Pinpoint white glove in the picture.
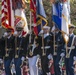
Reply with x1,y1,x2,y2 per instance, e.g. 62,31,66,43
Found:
0,58,3,63
3,32,8,37
60,53,65,57
37,54,40,58
73,56,76,61
13,31,18,36
21,56,25,61
47,54,53,60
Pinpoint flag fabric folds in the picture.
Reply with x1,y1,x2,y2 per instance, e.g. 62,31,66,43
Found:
12,0,26,9
1,0,29,36
30,0,36,23
30,0,38,35
14,9,29,37
52,1,70,42
12,0,29,37
36,0,48,35
1,0,14,31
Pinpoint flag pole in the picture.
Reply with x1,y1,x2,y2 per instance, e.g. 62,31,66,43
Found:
66,42,69,58
29,11,32,43
13,5,19,58
52,3,56,56
53,26,57,56
29,11,34,56
41,19,46,56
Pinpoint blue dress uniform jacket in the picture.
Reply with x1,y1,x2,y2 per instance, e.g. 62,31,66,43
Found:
14,34,29,75
66,33,76,75
14,36,28,58
36,34,53,56
27,33,39,57
1,35,15,59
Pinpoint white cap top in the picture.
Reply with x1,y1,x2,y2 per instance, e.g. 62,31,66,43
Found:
43,26,50,30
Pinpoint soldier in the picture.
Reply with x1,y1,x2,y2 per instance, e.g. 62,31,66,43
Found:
28,25,39,75
65,24,76,75
36,26,53,75
13,26,28,75
54,28,65,75
51,26,60,75
1,28,14,75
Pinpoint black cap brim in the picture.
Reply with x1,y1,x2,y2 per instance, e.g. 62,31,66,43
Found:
16,27,23,31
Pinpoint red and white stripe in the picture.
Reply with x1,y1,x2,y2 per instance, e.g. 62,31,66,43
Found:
1,0,14,30
14,9,29,37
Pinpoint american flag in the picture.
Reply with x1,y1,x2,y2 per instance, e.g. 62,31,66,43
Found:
1,0,14,30
30,0,38,35
1,0,29,36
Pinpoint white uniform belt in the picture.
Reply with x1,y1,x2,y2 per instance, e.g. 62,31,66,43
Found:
41,46,50,49
67,46,75,50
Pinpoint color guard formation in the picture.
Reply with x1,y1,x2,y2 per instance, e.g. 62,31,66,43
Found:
0,24,76,75
0,0,76,75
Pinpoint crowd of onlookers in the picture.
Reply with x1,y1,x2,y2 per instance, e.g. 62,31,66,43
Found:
0,58,44,75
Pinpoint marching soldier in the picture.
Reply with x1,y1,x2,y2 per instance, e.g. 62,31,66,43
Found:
36,26,53,75
13,26,28,75
54,28,65,75
65,24,76,75
1,28,14,75
51,26,60,75
28,25,39,75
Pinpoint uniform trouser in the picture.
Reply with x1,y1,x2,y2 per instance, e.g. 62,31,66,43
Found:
65,51,74,75
14,58,22,75
41,56,50,75
4,59,12,75
53,55,57,75
55,52,61,75
28,55,38,75
65,58,70,75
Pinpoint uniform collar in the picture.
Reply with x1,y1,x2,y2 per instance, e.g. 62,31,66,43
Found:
19,34,22,38
7,35,11,39
44,33,49,38
69,33,74,37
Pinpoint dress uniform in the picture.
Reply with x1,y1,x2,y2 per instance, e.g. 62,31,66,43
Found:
1,28,14,75
54,31,65,75
36,26,53,75
14,27,28,75
28,26,39,75
0,38,4,59
51,27,60,75
65,25,76,75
